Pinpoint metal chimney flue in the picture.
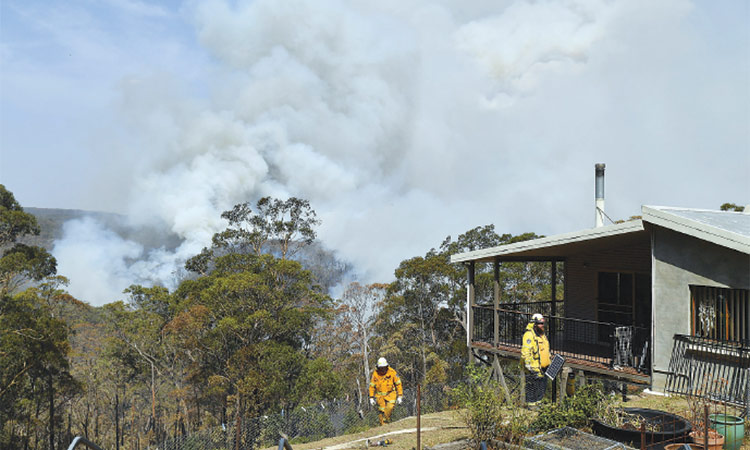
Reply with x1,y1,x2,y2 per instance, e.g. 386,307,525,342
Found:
595,163,605,227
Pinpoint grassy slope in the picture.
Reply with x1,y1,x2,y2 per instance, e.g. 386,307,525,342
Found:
272,410,469,450
280,392,749,450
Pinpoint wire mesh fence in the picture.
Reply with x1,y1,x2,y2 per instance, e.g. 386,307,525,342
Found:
151,384,454,450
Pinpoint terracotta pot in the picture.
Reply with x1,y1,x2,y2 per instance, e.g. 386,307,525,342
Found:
689,430,724,450
664,444,704,450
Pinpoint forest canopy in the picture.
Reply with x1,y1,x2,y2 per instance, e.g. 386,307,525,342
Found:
0,186,553,450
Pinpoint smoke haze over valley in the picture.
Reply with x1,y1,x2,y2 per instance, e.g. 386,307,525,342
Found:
2,0,748,306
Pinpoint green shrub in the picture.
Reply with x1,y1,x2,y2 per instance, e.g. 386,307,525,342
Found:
531,383,614,432
451,364,529,446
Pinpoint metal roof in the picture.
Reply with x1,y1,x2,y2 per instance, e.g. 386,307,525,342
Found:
450,220,647,263
450,206,750,264
641,205,750,254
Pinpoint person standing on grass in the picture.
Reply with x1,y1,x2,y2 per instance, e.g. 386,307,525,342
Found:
522,313,551,406
369,357,403,425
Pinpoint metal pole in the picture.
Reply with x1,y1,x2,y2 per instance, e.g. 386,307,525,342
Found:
235,413,241,450
640,422,645,450
704,405,709,450
417,384,421,450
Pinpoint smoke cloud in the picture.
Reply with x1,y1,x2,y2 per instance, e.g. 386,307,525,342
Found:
35,0,747,305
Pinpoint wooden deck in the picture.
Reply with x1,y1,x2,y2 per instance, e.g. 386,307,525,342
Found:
471,340,652,384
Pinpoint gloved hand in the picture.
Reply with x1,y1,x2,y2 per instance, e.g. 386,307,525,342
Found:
369,398,376,406
397,397,403,405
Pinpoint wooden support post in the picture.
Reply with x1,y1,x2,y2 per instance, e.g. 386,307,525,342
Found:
493,357,513,405
576,370,586,389
493,259,500,348
467,262,475,362
550,261,557,344
557,367,571,404
519,361,526,406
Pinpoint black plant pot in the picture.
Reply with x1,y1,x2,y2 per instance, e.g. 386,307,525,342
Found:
591,408,692,450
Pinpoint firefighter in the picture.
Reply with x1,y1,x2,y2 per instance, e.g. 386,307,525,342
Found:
368,357,403,425
521,313,551,405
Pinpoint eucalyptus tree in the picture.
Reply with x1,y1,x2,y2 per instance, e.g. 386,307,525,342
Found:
0,184,56,296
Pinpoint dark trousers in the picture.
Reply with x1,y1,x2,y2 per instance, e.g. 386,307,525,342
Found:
525,373,547,403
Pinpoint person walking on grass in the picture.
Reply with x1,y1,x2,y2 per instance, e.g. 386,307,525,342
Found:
522,313,551,406
369,357,403,425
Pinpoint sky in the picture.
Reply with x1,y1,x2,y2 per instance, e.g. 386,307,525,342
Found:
1,0,749,306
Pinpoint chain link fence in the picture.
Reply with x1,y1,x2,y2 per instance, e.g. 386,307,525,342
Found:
152,384,454,450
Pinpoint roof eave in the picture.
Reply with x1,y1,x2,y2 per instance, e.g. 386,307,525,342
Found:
450,220,645,264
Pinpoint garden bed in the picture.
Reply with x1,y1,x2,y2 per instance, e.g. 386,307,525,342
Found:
592,408,691,450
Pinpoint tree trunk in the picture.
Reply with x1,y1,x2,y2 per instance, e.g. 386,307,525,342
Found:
48,372,54,450
115,393,120,450
150,362,156,427
362,328,370,400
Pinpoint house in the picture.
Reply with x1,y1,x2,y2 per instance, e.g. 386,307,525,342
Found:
450,204,750,394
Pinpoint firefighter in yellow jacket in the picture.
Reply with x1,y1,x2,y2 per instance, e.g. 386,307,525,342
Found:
369,357,403,425
521,313,551,405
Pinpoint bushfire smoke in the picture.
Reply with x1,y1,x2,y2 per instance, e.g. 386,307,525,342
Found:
3,0,747,305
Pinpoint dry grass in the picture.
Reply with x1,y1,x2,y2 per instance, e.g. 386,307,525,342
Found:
264,391,748,450
263,410,470,450
621,391,749,450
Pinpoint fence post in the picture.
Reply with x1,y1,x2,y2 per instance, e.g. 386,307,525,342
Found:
417,384,421,450
235,413,241,450
557,367,570,405
640,422,645,450
519,361,526,406
704,405,709,450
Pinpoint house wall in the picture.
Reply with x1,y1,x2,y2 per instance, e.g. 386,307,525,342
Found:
651,225,750,391
565,240,651,321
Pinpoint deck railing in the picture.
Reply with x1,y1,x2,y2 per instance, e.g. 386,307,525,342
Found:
665,334,750,412
472,305,650,373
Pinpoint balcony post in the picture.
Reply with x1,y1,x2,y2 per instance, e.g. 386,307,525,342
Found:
550,260,557,345
467,262,475,362
494,258,500,348
551,260,557,314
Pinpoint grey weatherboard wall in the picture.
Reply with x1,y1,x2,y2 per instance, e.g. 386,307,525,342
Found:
650,224,750,391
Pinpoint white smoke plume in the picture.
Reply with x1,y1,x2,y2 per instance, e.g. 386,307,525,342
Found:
45,0,748,306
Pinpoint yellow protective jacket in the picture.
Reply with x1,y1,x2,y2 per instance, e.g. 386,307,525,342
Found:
521,323,551,373
369,367,403,401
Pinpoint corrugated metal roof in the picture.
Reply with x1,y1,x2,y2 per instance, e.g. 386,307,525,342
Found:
642,206,750,254
645,206,750,237
450,205,750,264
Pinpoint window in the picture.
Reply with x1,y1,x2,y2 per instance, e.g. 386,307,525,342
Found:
691,286,750,343
597,272,650,342
597,272,635,325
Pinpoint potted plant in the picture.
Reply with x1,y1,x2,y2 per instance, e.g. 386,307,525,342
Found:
686,391,724,450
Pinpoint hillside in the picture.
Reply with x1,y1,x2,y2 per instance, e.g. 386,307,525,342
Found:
20,207,352,291
280,411,469,450
23,207,182,251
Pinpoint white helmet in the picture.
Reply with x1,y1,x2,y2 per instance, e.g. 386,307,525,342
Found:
377,357,389,368
531,313,545,323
